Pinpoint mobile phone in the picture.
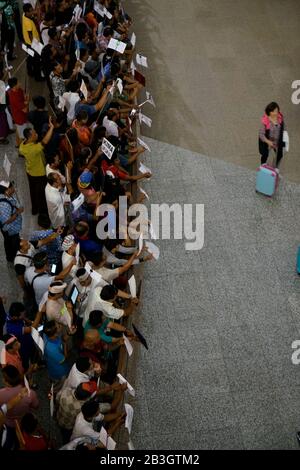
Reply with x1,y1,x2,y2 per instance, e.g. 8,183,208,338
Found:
69,285,79,306
50,264,57,274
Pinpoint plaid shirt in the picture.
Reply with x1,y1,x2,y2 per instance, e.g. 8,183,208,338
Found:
29,229,62,265
0,195,22,235
56,388,84,430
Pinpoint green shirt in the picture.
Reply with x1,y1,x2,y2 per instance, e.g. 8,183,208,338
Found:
19,142,46,177
84,319,113,344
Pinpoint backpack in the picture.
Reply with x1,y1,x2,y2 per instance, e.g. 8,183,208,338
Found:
24,272,48,319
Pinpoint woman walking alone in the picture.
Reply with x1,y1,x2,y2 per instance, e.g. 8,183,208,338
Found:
259,102,287,172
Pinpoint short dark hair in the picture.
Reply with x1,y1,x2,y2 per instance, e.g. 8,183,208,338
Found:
74,222,89,237
76,110,88,122
76,268,87,278
23,128,33,140
3,334,17,351
47,172,58,186
89,310,104,327
103,27,113,38
21,413,38,434
67,80,80,93
74,383,93,401
48,27,57,39
100,285,117,301
32,95,46,109
43,320,57,338
81,400,99,420
33,251,48,269
44,11,55,22
2,365,22,386
265,102,280,116
23,3,32,14
75,357,91,373
8,77,17,88
9,302,26,318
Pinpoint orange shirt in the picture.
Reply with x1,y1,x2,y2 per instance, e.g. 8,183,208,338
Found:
5,351,24,376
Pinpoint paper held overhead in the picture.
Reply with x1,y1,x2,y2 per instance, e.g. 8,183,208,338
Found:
139,162,152,175
94,0,104,16
139,113,152,128
128,275,137,298
117,373,135,397
108,38,127,54
72,193,85,212
125,404,134,435
146,91,156,107
137,137,151,152
138,233,144,255
116,78,123,94
123,333,133,356
136,53,148,68
103,7,113,19
139,186,149,200
131,32,136,48
101,137,115,160
3,153,11,177
144,240,160,260
80,80,88,100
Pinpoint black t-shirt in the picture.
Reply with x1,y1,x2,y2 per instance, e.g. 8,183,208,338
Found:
28,110,49,139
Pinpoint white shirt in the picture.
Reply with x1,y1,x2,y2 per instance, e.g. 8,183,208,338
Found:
40,21,50,45
45,184,68,228
14,243,36,270
66,276,107,319
24,267,55,305
62,252,78,279
62,92,81,124
46,165,66,184
83,286,124,326
102,115,119,137
62,364,92,390
71,412,104,441
92,265,120,283
45,297,72,328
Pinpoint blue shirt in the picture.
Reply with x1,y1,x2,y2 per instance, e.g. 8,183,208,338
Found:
0,195,22,235
74,102,97,118
6,318,35,365
44,335,70,380
76,237,102,260
30,229,62,265
84,319,112,344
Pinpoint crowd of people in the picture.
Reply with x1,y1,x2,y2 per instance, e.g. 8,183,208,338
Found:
0,0,153,451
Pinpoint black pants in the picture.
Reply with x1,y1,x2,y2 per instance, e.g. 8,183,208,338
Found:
26,54,43,80
1,231,20,262
1,25,15,59
26,173,48,215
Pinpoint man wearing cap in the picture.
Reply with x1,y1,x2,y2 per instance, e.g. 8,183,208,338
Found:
0,181,24,262
24,252,76,306
43,281,74,330
66,267,107,323
45,172,70,229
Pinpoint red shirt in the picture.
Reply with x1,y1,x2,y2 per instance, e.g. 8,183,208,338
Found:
23,432,48,451
101,160,128,180
7,88,28,125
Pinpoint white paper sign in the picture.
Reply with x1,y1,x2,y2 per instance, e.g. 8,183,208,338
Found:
128,440,135,450
22,44,34,57
80,80,88,100
103,7,112,19
145,240,160,260
137,137,151,152
136,54,148,68
73,4,82,21
31,328,45,355
128,275,136,298
99,426,116,450
72,193,85,212
130,61,136,76
116,78,123,94
149,222,158,240
139,186,149,200
108,38,127,54
139,113,152,127
139,162,152,175
125,404,134,435
0,340,6,366
131,33,136,48
117,373,135,397
138,233,144,256
24,375,30,396
101,137,115,160
84,261,106,286
94,0,104,16
123,334,133,356
50,384,54,417
31,38,44,56
146,91,156,107
3,154,11,177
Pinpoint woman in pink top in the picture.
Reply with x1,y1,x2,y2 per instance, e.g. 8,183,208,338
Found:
2,335,24,376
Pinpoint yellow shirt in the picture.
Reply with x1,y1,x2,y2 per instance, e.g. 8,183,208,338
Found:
22,14,40,45
19,142,46,177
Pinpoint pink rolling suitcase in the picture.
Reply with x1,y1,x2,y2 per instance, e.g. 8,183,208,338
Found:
255,164,279,197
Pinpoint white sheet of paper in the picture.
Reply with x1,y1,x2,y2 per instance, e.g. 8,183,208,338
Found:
139,186,149,200
145,240,160,260
24,375,30,396
50,384,54,417
136,53,148,68
146,91,156,107
123,334,133,356
117,373,135,397
130,61,136,76
108,38,127,54
116,78,123,94
99,426,108,447
72,193,85,212
149,222,158,240
3,153,11,177
125,403,134,435
128,275,136,298
101,137,115,160
75,48,80,60
139,113,152,128
137,137,151,152
31,328,45,355
80,80,88,100
31,38,44,56
75,243,80,263
131,33,136,48
22,44,34,57
139,162,152,175
0,340,6,365
94,0,104,16
128,440,135,450
73,4,82,21
103,7,112,19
